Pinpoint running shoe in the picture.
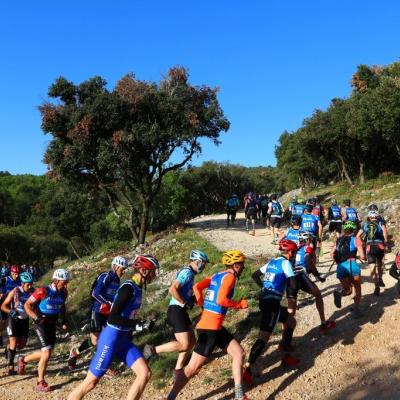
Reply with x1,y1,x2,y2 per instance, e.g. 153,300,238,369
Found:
281,354,300,368
333,290,342,308
36,380,52,392
319,320,336,333
378,278,385,287
7,368,16,376
67,348,78,370
373,285,380,296
242,367,254,386
17,355,25,375
143,344,156,360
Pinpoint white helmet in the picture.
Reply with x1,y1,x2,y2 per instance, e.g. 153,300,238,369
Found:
111,256,128,270
53,268,71,281
368,210,379,219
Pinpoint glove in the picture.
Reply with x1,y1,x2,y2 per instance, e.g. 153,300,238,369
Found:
99,303,111,315
33,315,45,325
9,310,19,319
185,295,197,310
135,319,155,332
234,299,248,309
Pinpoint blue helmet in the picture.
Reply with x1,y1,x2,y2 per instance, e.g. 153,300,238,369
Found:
20,272,33,284
190,250,209,272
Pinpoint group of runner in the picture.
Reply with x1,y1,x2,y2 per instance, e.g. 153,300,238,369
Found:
0,194,398,399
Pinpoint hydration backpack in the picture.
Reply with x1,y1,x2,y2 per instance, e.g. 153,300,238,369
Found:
227,198,237,210
260,198,269,208
271,202,283,216
365,221,379,242
334,236,356,263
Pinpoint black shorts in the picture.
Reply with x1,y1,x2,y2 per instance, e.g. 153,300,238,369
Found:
367,244,385,264
227,209,237,218
259,297,289,333
90,311,108,333
246,208,257,220
286,273,317,299
329,221,342,233
167,305,192,333
261,208,268,218
34,318,57,350
194,327,234,357
270,217,282,228
7,317,29,338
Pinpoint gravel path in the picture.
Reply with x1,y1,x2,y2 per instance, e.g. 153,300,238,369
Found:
1,213,399,399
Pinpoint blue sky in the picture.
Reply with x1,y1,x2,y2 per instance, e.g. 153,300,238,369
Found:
1,1,400,175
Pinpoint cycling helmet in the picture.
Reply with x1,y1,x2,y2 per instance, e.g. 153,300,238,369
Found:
222,250,246,266
331,198,337,205
343,221,357,231
368,203,378,211
307,198,316,206
298,231,314,243
304,204,313,213
278,239,298,252
290,215,302,226
131,254,160,271
20,272,34,284
10,265,21,274
111,256,128,270
297,197,305,204
367,210,379,219
343,199,351,206
190,250,209,272
53,268,71,281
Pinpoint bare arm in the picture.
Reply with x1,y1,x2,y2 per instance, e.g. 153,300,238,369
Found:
0,289,15,314
169,280,185,305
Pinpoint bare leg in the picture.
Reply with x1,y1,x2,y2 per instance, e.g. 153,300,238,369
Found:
126,357,151,400
67,371,100,400
225,339,244,387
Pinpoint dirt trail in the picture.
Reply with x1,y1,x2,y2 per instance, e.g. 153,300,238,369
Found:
1,213,399,399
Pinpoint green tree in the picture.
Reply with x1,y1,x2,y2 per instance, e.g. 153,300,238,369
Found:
40,67,229,244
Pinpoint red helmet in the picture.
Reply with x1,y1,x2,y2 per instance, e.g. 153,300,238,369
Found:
11,265,21,274
278,239,298,252
130,254,160,271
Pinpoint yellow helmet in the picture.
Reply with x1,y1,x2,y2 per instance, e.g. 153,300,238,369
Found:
222,250,246,266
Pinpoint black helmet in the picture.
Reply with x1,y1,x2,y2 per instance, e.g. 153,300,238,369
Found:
290,215,302,226
305,204,313,213
368,203,378,211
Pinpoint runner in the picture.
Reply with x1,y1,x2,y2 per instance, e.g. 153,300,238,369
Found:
260,194,270,227
287,195,298,218
310,197,325,225
245,193,258,236
243,239,300,386
281,215,302,245
142,250,209,374
300,204,323,260
164,250,249,400
0,265,21,351
331,221,366,319
18,268,70,392
67,256,129,371
286,232,336,333
292,197,307,217
341,199,360,228
67,254,159,400
0,272,34,375
226,194,240,227
357,210,388,296
268,194,285,244
327,198,342,239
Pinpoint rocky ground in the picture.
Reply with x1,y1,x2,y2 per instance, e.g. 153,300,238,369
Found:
1,212,399,399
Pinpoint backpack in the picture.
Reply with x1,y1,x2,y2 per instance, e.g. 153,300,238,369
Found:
271,202,283,216
365,221,379,242
90,272,110,302
334,236,356,263
227,198,237,210
260,198,268,208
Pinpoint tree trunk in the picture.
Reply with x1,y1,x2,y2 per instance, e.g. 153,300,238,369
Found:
337,154,353,185
69,240,81,259
138,201,150,244
395,142,400,159
127,208,139,243
359,162,365,184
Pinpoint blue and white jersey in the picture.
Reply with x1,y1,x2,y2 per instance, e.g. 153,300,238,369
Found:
38,284,67,315
169,266,195,306
293,204,306,216
14,286,34,319
1,276,21,296
91,270,121,312
284,228,301,245
259,257,295,300
294,245,310,274
301,214,319,234
344,207,358,222
329,205,342,220
203,271,234,316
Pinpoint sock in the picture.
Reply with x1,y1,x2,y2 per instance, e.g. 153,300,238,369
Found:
248,338,266,365
8,348,16,367
282,327,294,348
235,384,244,399
167,394,176,400
77,338,92,354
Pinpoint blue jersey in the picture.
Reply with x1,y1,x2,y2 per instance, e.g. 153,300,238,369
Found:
169,266,195,306
284,228,301,245
38,285,67,315
269,201,283,217
91,270,121,312
294,245,311,274
13,286,34,319
108,280,142,332
1,276,21,296
293,204,306,216
344,207,358,222
329,205,342,220
259,257,295,300
301,213,320,234
203,271,234,316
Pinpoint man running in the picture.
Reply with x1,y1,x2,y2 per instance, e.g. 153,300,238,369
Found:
226,194,240,227
327,198,342,239
357,210,388,296
268,194,285,244
67,256,129,370
243,239,300,385
19,268,70,392
1,272,34,375
245,193,258,236
164,250,249,400
142,250,209,374
287,195,298,218
68,254,159,400
341,199,360,228
292,197,307,217
282,215,302,245
331,221,366,319
286,232,335,334
260,194,270,227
